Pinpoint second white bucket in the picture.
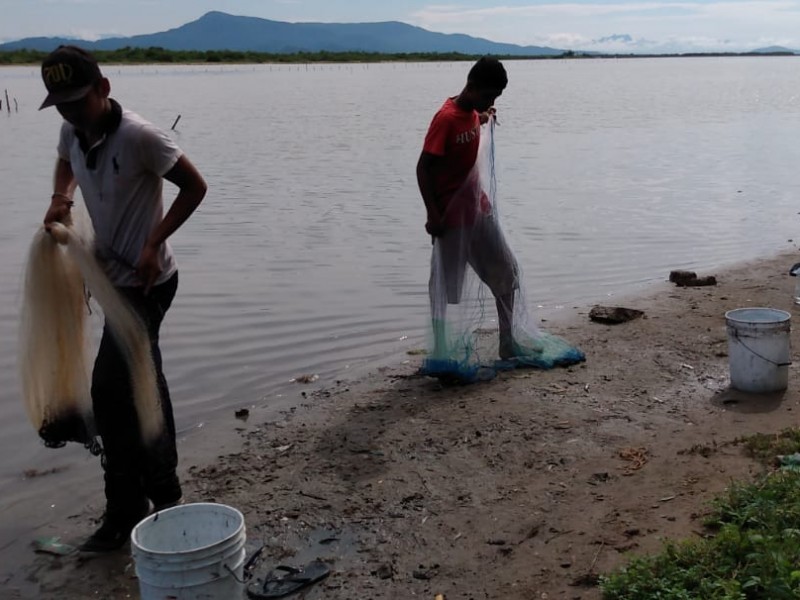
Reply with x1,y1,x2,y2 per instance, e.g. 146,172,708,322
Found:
131,502,246,600
725,307,791,393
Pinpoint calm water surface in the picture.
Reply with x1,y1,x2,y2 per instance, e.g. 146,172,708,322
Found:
2,58,800,574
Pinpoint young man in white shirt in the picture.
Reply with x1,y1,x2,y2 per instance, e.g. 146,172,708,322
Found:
40,45,207,551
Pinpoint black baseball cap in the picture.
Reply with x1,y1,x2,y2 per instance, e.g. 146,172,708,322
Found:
39,45,103,110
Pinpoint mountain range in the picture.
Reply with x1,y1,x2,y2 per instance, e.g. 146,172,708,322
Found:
0,11,562,56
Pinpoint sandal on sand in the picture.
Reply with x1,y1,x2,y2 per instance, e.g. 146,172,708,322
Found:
246,560,330,598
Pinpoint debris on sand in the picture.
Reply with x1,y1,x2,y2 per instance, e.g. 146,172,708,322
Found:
32,537,76,556
619,447,649,475
669,270,717,287
589,306,644,325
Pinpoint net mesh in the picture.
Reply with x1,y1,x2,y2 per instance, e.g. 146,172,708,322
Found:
19,227,95,450
19,222,163,452
421,120,585,383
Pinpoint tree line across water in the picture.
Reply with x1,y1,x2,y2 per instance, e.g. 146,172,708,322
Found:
1,48,551,65
1,47,795,66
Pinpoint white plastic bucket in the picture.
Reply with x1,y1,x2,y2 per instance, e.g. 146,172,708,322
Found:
131,503,246,600
725,308,791,393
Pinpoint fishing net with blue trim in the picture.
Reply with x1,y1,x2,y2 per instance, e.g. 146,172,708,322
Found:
421,120,585,383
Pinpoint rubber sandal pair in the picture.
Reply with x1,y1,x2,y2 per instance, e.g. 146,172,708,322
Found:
246,560,330,598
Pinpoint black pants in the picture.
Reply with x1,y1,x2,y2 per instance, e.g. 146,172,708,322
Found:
92,272,181,521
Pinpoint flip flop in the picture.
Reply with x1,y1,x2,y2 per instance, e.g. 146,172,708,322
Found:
246,560,330,599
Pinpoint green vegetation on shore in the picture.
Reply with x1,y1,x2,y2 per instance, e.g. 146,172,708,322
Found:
0,48,548,65
601,430,800,599
0,47,796,66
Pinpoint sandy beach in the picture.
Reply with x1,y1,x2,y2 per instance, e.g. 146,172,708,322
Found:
6,250,800,600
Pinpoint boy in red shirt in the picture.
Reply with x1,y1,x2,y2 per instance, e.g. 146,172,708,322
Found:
416,57,518,361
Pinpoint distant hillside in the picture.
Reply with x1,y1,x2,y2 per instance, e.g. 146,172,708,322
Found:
750,45,797,54
0,11,562,56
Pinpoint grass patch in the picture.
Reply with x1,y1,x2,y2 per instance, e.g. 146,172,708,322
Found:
600,471,800,599
738,429,800,466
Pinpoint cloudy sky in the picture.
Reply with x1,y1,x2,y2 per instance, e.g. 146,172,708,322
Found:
3,0,800,53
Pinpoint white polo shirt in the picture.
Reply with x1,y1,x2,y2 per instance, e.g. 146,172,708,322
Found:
58,101,181,287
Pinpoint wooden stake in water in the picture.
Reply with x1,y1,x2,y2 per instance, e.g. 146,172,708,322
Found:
171,114,181,130
4,89,9,114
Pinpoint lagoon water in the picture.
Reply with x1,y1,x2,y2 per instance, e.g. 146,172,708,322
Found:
2,57,800,576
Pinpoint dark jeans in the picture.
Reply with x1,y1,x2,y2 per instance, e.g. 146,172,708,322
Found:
92,272,181,521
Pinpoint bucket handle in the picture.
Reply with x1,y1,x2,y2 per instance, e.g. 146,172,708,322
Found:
223,544,264,585
224,563,248,585
732,331,792,367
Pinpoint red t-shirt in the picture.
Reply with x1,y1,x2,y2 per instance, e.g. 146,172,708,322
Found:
422,98,488,227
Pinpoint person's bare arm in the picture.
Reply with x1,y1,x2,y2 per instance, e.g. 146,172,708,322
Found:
136,154,207,292
416,151,445,238
44,158,77,228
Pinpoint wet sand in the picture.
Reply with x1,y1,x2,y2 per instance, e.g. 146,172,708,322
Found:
5,251,800,599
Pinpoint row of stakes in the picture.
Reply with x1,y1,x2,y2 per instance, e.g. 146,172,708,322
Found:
2,89,19,113
0,90,182,129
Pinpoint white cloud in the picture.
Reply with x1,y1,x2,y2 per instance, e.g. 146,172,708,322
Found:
535,32,592,48
410,1,800,51
63,28,113,41
4,1,800,52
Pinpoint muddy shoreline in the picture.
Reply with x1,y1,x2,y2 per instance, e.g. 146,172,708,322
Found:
5,251,800,599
